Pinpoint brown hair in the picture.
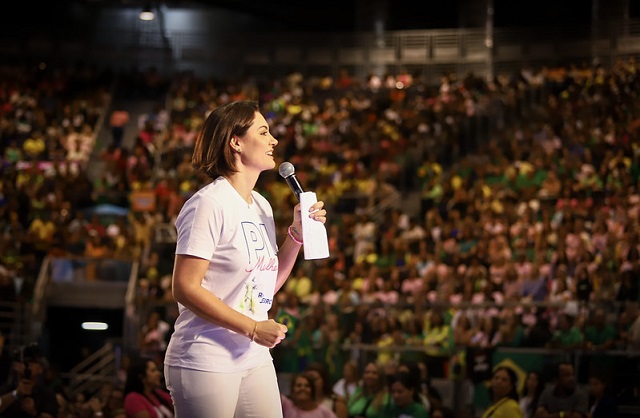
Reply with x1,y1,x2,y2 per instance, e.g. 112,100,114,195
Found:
191,100,259,179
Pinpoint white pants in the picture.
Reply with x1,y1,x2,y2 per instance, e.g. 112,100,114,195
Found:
165,361,283,418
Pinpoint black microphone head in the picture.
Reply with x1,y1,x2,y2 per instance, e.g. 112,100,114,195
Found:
279,162,295,178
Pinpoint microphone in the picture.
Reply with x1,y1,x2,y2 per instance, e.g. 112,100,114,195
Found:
278,162,304,201
278,161,329,260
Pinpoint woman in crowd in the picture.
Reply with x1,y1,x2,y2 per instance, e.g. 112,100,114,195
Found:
304,362,348,417
123,356,173,418
481,366,523,418
332,360,360,403
280,372,337,418
346,361,391,418
519,370,544,418
385,371,430,417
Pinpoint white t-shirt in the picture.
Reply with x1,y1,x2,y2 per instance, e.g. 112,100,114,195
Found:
164,177,278,372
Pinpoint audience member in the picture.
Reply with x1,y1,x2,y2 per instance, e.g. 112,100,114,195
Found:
139,310,171,364
331,360,359,403
586,371,617,418
481,366,523,418
280,372,337,418
0,343,58,418
346,361,391,418
123,356,173,418
304,362,347,417
385,370,430,418
534,361,588,418
519,370,544,418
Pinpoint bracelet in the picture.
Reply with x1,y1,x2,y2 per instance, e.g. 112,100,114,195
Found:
11,390,18,400
287,225,303,245
250,322,258,341
94,413,104,417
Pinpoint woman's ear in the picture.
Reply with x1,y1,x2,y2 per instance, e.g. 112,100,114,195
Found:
230,136,241,153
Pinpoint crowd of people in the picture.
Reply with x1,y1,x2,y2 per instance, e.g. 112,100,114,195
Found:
0,54,639,417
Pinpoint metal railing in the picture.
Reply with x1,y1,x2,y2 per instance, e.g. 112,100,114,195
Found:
4,18,640,83
65,340,120,397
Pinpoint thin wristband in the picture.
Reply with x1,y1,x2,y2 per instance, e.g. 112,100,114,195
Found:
288,225,303,245
250,322,258,341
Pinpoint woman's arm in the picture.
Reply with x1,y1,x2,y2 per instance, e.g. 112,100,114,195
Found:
172,254,286,347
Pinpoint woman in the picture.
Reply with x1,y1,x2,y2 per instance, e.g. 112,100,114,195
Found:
123,356,173,418
397,360,439,413
385,371,429,418
163,100,327,418
304,362,347,417
519,370,543,418
281,373,338,418
346,362,391,418
139,310,171,364
332,360,360,403
481,366,523,418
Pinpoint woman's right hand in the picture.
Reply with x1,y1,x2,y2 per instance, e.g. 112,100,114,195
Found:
252,319,288,348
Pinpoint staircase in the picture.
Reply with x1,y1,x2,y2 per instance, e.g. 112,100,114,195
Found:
65,340,120,396
87,98,163,182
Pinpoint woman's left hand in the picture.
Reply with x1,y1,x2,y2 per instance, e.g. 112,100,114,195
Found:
292,200,327,227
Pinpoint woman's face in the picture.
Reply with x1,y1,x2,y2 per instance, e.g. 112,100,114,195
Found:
305,370,323,397
143,361,162,389
490,369,513,400
390,381,414,407
343,362,357,381
291,376,314,402
362,363,380,387
235,111,278,173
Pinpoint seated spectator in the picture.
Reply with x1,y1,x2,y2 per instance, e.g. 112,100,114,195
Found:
587,371,617,418
547,313,584,350
385,371,429,418
422,309,453,378
397,360,437,413
0,343,58,418
346,361,391,418
493,309,525,348
123,356,173,418
139,310,171,363
280,372,337,418
284,265,313,303
584,308,616,351
519,370,544,418
534,361,588,418
332,360,360,403
304,362,347,417
482,366,523,418
430,406,455,418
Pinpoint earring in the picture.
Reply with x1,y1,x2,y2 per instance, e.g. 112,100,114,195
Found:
235,147,241,153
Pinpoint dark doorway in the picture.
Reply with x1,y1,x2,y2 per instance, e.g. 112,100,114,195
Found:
45,306,124,372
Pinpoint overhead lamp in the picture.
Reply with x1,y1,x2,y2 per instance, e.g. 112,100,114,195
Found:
139,5,155,21
82,322,109,331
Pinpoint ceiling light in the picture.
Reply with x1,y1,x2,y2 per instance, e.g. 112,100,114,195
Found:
82,322,109,331
139,6,155,21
